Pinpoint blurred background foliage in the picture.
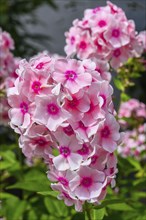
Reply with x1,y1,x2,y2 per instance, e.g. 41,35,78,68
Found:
0,0,57,57
0,0,146,220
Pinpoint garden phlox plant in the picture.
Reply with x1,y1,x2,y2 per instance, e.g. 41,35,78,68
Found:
118,99,146,159
64,1,145,69
7,51,121,211
0,28,20,125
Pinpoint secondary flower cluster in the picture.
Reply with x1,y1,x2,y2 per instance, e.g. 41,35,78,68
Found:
118,99,146,159
64,1,144,69
0,28,20,125
118,125,146,159
8,53,120,211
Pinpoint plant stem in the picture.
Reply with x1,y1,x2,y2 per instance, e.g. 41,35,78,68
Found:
84,203,93,220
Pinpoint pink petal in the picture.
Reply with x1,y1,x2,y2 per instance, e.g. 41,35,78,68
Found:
53,155,70,171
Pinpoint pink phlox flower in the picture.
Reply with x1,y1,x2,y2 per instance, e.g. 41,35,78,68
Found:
52,135,83,171
51,184,83,212
8,92,34,131
47,167,76,189
52,58,92,94
92,58,111,81
90,147,109,171
64,90,90,121
69,166,105,200
91,114,120,153
33,94,71,131
82,82,105,126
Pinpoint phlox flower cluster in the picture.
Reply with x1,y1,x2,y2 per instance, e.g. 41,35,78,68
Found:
64,1,144,69
0,28,20,125
8,53,120,211
118,99,146,159
118,125,146,159
118,99,146,128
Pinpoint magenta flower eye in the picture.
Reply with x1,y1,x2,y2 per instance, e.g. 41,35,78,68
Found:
58,177,68,186
112,29,120,38
113,49,121,57
32,81,41,94
98,20,107,27
67,97,79,108
63,125,74,136
47,103,59,115
101,126,110,138
60,146,71,157
78,121,87,130
20,102,28,114
70,36,75,45
65,70,77,81
35,138,47,147
79,41,87,50
36,62,44,69
80,177,93,188
77,144,89,155
91,155,98,165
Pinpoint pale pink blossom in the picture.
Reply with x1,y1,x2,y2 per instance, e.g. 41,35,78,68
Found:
34,95,70,131
70,166,105,200
52,58,92,94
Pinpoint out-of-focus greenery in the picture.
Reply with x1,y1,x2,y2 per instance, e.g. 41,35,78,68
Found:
0,1,146,219
0,0,57,57
1,134,146,220
113,54,146,104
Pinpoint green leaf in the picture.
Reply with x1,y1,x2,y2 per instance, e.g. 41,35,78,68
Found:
121,92,131,102
107,203,133,211
114,78,125,91
127,157,142,170
38,191,59,198
44,197,68,217
93,208,106,220
4,197,27,220
6,180,51,192
0,192,17,199
94,199,124,209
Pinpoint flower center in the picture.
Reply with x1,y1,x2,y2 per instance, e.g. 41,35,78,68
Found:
93,7,100,14
63,125,74,136
65,70,77,81
112,29,120,38
32,81,41,94
87,102,95,113
67,97,79,109
81,177,93,188
79,41,87,50
60,146,70,158
101,126,110,138
70,36,75,45
58,177,68,186
77,144,89,155
47,103,59,115
20,102,28,114
78,121,87,130
98,20,107,28
95,67,102,75
91,155,98,165
113,49,121,57
36,62,44,69
35,138,47,147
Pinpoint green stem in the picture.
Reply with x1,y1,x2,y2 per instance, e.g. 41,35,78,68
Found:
84,203,93,220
